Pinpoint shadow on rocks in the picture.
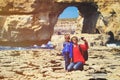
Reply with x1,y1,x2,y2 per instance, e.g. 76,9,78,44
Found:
89,78,107,80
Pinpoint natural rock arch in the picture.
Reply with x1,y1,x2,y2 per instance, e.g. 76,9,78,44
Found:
57,2,99,33
0,0,120,46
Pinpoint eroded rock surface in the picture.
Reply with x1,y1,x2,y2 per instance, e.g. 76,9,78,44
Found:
0,0,120,46
0,44,120,80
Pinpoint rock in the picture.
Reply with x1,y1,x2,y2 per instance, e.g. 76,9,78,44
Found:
9,52,20,56
13,69,24,75
0,34,120,80
0,0,119,46
0,70,15,78
41,68,53,74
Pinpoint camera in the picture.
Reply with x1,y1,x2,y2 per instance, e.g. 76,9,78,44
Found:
81,37,84,40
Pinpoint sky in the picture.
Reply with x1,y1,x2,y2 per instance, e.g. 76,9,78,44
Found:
58,6,79,19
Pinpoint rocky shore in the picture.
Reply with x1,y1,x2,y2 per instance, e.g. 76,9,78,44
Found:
0,34,120,80
0,0,120,79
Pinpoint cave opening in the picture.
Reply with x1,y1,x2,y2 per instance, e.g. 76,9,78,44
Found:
54,6,79,35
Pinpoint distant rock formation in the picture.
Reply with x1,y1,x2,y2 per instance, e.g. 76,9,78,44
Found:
54,18,77,35
0,0,120,46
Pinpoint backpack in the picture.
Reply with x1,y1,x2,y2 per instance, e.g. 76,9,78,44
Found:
79,45,88,61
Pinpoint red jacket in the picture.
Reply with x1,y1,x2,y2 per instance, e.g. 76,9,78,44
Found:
72,42,88,64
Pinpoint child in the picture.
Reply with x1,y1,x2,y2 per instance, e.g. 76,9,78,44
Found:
67,36,88,71
62,34,71,70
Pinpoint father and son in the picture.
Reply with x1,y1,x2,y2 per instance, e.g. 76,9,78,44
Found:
62,34,89,72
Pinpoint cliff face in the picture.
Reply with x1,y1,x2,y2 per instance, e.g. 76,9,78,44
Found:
96,1,120,40
0,0,64,46
0,0,120,46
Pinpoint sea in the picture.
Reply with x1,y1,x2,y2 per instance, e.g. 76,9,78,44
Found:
0,43,55,51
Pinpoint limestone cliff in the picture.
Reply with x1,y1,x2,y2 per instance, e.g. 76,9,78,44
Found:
96,1,120,40
0,0,120,46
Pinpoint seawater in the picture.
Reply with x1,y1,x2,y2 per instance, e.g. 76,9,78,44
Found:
0,45,54,51
0,41,55,50
0,46,31,50
106,43,120,48
0,43,119,51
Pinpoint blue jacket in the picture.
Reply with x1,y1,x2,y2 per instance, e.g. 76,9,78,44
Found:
69,42,73,58
62,42,73,58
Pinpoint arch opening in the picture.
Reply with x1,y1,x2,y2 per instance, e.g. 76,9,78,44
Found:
58,6,79,19
54,2,99,35
54,6,79,35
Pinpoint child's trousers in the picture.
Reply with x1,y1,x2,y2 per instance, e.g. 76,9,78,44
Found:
64,53,70,70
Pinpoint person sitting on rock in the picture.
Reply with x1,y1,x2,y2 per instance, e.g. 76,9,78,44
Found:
62,34,71,70
67,36,89,71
